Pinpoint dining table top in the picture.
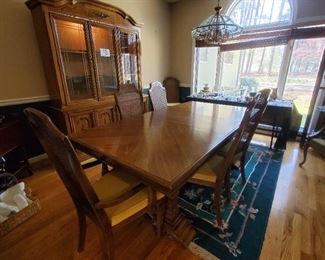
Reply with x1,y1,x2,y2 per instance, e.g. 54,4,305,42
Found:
70,102,246,193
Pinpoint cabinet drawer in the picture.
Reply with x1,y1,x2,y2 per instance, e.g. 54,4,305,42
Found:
69,111,94,133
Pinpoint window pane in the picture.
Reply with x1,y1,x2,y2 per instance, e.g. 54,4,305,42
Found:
219,45,285,95
193,47,219,92
229,0,292,28
283,38,325,128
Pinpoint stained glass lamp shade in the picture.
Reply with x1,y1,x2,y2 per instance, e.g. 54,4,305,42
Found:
192,3,243,44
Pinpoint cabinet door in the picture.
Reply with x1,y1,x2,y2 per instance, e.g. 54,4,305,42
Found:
91,25,118,97
69,111,94,133
52,18,97,103
94,107,115,127
118,30,141,89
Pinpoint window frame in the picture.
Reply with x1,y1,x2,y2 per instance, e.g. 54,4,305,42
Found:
192,0,325,135
193,27,325,96
192,0,325,97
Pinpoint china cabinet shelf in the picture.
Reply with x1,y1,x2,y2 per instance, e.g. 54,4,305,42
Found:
61,49,87,54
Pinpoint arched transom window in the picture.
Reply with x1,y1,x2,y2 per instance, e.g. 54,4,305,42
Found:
227,0,293,29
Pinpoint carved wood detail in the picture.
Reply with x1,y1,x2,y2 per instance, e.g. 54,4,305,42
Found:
69,111,94,133
95,107,114,127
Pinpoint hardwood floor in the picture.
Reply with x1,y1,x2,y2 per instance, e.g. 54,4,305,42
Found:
259,137,325,260
0,135,324,259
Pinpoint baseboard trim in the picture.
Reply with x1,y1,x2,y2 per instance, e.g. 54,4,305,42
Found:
180,83,191,88
0,95,50,107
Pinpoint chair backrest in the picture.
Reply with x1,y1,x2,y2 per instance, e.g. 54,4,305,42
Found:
221,96,262,172
149,81,168,110
256,88,271,113
227,89,271,158
239,88,271,151
24,108,102,218
163,77,180,102
114,84,144,119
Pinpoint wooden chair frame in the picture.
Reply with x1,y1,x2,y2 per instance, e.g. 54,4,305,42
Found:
235,88,271,182
215,89,271,186
299,124,325,166
24,108,164,260
189,98,259,226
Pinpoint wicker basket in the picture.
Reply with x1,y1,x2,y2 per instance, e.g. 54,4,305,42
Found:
0,197,41,236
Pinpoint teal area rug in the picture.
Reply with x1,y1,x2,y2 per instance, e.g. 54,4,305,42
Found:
178,144,284,260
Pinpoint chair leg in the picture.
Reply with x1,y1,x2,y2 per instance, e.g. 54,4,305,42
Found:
240,153,246,184
299,142,310,167
96,222,114,260
77,210,87,252
270,125,276,149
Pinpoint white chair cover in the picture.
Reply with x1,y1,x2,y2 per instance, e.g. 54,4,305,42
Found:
149,81,168,110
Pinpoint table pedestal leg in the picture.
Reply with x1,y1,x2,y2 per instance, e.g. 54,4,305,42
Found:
164,191,196,247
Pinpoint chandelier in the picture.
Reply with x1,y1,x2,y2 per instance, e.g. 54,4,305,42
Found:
192,0,243,44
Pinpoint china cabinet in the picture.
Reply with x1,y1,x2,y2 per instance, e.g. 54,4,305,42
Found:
26,0,142,133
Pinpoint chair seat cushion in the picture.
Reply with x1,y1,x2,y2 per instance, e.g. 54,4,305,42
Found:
92,170,164,226
190,154,225,184
92,169,141,200
310,138,325,155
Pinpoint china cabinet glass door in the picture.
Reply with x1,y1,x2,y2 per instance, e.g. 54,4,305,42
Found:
54,18,96,102
91,26,118,97
120,31,140,88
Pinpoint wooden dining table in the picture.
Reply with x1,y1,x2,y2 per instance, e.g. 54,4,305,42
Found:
69,101,246,246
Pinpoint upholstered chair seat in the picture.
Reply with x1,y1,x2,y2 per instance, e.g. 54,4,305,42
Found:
190,154,223,185
92,170,164,226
